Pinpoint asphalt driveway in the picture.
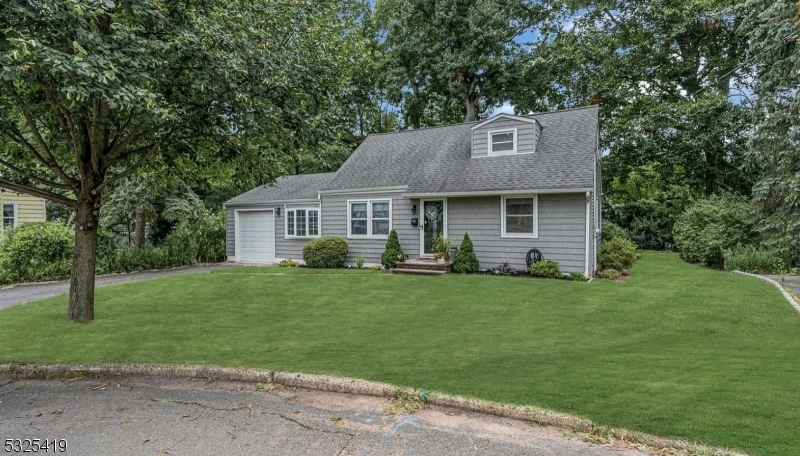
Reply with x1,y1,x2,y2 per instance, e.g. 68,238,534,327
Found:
764,274,800,299
0,375,649,456
0,264,240,310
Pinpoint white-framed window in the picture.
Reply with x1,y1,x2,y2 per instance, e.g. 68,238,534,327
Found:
348,199,391,238
2,203,17,230
285,208,320,238
488,128,517,155
501,195,538,238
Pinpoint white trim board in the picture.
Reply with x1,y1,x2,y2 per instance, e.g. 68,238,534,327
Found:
470,113,541,130
225,199,319,207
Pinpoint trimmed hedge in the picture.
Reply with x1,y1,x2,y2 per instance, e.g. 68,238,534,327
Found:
596,268,621,280
599,237,637,271
453,233,479,273
529,260,562,279
303,236,349,268
0,222,74,284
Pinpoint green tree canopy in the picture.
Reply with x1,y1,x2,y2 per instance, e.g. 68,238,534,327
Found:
0,0,354,320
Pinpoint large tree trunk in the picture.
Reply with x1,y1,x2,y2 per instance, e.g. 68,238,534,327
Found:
68,200,99,322
465,99,477,122
134,207,146,249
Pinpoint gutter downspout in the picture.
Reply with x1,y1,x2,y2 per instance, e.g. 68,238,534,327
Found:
585,191,591,278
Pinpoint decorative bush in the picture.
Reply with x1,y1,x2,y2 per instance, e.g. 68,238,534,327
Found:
303,236,348,268
279,258,299,267
602,221,629,242
596,268,621,280
598,237,638,271
567,271,589,282
453,233,479,273
163,212,226,265
0,222,74,284
355,253,366,269
723,246,786,274
673,196,758,268
381,230,403,269
529,260,562,279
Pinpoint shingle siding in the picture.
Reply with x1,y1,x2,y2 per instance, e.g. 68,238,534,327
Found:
471,117,539,157
320,192,418,265
448,194,587,273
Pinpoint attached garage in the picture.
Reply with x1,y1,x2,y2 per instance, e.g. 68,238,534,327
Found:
235,209,275,263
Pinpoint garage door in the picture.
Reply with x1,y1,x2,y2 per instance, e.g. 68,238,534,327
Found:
237,210,275,263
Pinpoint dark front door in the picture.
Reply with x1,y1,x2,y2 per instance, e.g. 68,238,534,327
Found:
422,200,444,256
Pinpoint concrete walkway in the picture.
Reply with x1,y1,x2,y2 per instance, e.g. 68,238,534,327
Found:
0,376,648,456
0,263,240,310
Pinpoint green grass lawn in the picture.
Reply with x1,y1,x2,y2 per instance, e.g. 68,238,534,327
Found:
1,253,798,456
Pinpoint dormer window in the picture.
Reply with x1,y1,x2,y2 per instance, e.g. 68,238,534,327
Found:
488,129,517,156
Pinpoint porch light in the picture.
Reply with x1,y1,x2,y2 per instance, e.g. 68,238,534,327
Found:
276,207,281,216
411,204,417,214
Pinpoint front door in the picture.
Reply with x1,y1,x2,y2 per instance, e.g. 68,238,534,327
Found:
420,199,446,256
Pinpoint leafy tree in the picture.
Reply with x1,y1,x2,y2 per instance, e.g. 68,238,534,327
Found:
0,0,353,320
741,0,800,263
514,0,753,197
374,0,543,125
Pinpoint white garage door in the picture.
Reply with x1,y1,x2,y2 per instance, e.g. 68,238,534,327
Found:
237,210,275,263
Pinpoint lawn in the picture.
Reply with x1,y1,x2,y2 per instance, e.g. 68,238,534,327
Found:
1,253,798,456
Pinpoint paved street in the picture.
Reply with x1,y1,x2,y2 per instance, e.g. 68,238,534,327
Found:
0,376,649,456
0,264,239,310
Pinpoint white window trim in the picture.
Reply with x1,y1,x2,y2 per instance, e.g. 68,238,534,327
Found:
347,199,392,239
285,207,321,239
487,128,517,156
501,195,538,239
2,202,18,230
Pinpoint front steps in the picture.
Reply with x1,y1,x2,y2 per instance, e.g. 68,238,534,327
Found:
392,259,451,275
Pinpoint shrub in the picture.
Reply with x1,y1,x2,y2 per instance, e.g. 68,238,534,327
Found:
723,246,787,274
598,237,638,271
355,253,366,269
567,271,589,282
453,233,479,273
529,260,563,279
279,258,299,267
673,195,758,268
0,222,74,284
596,268,621,280
602,221,629,241
163,212,226,266
108,245,170,273
303,236,348,268
381,229,403,269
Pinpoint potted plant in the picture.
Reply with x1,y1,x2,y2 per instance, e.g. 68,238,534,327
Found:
432,235,453,264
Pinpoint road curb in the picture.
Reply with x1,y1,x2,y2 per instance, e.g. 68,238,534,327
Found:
1,362,748,456
732,270,800,314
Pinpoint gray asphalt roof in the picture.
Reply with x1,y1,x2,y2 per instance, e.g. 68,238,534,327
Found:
322,105,598,194
225,172,335,205
226,106,598,204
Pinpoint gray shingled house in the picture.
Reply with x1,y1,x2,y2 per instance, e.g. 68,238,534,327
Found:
224,106,601,275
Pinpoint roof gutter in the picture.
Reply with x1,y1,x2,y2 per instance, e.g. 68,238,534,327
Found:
318,186,408,197
402,188,593,199
223,199,320,207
